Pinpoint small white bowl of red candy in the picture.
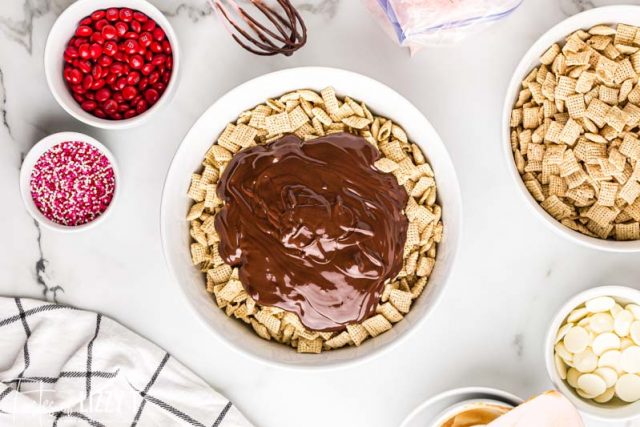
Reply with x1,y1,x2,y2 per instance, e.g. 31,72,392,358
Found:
44,0,179,129
20,132,119,232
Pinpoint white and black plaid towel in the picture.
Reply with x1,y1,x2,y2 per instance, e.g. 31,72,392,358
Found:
0,297,253,427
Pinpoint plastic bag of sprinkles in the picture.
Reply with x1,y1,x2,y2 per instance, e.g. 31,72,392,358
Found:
364,0,522,53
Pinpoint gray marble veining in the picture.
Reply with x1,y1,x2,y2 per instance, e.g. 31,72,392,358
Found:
560,0,640,16
0,0,59,54
0,67,11,137
560,0,596,15
296,0,339,19
159,1,213,21
32,220,64,302
512,333,524,359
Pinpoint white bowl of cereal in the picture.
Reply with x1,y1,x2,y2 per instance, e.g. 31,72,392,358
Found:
503,6,640,252
161,67,462,368
546,285,640,420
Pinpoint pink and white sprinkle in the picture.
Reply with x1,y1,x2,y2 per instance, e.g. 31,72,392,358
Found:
30,141,115,226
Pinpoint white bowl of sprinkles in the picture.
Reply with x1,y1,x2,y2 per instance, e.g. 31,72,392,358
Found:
20,131,119,232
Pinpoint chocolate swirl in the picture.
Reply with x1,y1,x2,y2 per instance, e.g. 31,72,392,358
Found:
215,132,408,331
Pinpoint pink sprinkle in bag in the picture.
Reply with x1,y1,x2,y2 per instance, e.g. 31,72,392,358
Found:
364,0,522,52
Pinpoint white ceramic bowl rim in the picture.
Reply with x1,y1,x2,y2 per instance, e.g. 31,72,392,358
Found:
44,0,180,130
502,5,640,252
545,285,640,421
19,131,120,232
400,386,523,427
160,66,463,370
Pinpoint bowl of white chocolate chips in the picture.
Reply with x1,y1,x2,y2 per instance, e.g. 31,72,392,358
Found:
547,285,640,420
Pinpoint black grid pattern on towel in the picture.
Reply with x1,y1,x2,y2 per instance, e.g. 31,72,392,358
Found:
0,387,12,404
1,302,115,390
15,298,32,390
3,370,118,385
213,402,232,427
86,314,102,400
131,352,170,427
130,353,233,427
0,300,107,427
0,299,234,427
52,411,106,427
0,302,77,329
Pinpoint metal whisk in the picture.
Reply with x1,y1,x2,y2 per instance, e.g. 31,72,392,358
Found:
210,0,307,56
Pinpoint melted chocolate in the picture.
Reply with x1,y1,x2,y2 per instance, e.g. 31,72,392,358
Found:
215,132,408,331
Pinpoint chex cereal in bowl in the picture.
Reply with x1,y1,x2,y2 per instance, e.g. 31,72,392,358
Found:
503,6,640,251
161,67,462,368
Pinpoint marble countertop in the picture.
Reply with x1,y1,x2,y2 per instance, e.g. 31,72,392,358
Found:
1,0,640,426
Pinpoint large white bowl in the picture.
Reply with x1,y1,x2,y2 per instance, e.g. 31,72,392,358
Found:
161,67,462,369
44,0,180,130
545,285,640,421
502,6,640,252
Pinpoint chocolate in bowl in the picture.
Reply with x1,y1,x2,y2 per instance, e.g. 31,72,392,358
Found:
186,87,443,352
214,132,408,332
161,67,461,369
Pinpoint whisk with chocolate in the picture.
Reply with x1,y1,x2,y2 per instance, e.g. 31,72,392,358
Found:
210,0,307,56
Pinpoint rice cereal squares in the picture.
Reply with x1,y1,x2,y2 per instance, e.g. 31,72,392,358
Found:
554,296,640,404
510,23,640,241
186,88,443,353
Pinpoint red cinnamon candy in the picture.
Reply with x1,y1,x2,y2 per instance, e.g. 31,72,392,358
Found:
62,8,173,120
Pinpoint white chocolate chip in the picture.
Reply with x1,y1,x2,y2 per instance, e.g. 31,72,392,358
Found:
589,313,614,334
615,310,634,337
621,346,640,373
630,321,640,345
627,304,640,320
576,388,595,399
567,368,580,388
564,326,591,353
555,353,568,380
594,367,618,388
578,373,607,398
592,332,621,356
598,350,622,371
586,296,615,313
568,307,589,323
556,342,574,363
574,349,598,373
616,374,640,402
556,323,574,344
611,304,624,316
594,387,615,403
